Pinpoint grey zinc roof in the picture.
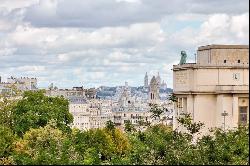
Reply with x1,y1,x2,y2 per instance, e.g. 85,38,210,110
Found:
68,96,87,104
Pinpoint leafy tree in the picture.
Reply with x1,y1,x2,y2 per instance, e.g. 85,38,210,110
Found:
0,90,248,166
12,122,83,165
105,128,131,156
0,94,19,128
83,147,101,165
168,93,177,102
196,126,249,165
125,133,149,165
72,128,115,162
149,103,169,124
0,99,14,128
124,120,136,133
177,113,204,135
12,90,73,136
105,120,115,131
0,125,16,165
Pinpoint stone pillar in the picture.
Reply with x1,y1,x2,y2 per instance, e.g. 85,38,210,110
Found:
173,97,180,130
232,95,238,128
216,94,224,129
187,95,194,118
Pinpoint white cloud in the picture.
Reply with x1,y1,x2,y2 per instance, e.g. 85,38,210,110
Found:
0,0,38,11
0,47,16,56
231,13,249,39
0,19,13,31
199,13,249,44
21,0,249,28
0,0,248,88
17,65,45,72
167,13,249,50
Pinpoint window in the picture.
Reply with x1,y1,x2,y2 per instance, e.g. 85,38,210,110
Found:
239,106,248,126
238,60,240,63
224,60,227,63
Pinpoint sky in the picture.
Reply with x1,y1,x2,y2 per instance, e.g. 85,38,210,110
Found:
0,0,249,88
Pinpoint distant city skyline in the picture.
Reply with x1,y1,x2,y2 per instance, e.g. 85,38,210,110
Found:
0,0,249,88
0,72,171,89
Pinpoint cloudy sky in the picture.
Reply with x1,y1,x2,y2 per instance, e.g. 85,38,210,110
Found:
0,0,249,88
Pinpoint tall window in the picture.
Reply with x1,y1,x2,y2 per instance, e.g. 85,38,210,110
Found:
238,106,248,126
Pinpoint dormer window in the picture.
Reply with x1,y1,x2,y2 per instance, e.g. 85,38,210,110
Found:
238,60,240,63
224,60,227,63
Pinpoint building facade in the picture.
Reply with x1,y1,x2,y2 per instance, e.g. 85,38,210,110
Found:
144,72,149,88
0,76,38,91
149,76,160,104
46,86,86,98
69,96,90,130
173,45,249,134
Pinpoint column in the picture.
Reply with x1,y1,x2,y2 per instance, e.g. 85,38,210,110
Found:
216,94,224,129
232,95,238,128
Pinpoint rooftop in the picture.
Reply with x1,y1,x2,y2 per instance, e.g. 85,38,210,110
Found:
198,44,249,51
68,96,87,104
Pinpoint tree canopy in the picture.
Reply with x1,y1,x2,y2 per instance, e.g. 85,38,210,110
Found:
0,91,248,165
11,90,73,136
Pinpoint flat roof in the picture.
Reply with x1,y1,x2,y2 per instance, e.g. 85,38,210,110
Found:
198,44,249,51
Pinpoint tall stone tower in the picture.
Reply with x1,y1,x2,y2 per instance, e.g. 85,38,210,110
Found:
144,72,148,87
149,76,160,103
156,72,161,88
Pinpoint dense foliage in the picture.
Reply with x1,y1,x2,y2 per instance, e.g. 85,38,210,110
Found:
0,91,249,165
0,90,73,136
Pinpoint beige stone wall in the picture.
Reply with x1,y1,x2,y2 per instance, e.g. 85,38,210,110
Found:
193,94,217,133
197,49,211,65
196,68,218,86
212,48,249,65
218,68,244,85
243,69,249,85
174,70,190,91
174,67,249,92
197,47,249,66
173,94,249,134
215,94,249,130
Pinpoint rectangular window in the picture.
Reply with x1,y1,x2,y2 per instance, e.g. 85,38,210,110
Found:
224,60,227,63
239,106,248,126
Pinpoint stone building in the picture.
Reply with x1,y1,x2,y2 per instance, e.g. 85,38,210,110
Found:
69,96,90,130
173,44,249,134
0,76,38,91
112,83,151,129
46,86,85,98
85,88,97,99
156,72,161,88
144,72,149,88
69,97,113,130
149,76,160,103
88,99,113,129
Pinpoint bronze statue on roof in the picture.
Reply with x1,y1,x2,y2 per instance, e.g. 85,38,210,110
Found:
179,51,187,65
